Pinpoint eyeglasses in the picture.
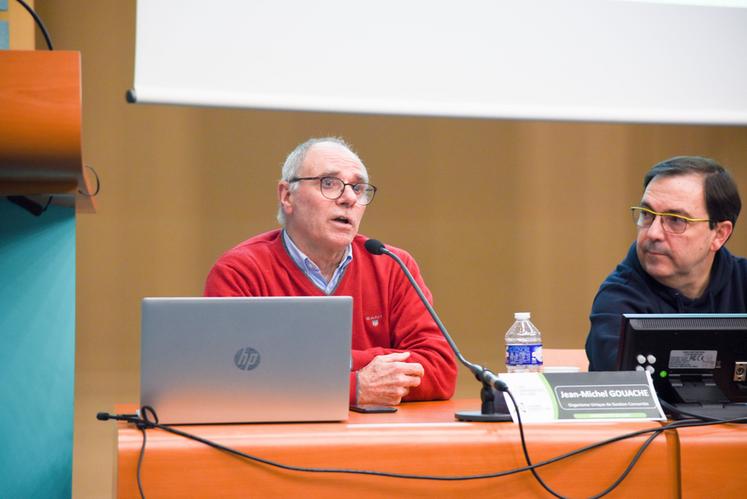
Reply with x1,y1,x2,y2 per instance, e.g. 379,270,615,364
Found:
630,206,711,234
290,176,378,205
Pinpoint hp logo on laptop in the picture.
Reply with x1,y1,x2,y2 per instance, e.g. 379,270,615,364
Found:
234,347,261,371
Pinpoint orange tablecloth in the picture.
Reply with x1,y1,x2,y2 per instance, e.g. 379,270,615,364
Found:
115,399,679,498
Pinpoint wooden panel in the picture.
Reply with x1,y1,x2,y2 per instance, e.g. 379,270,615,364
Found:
0,50,81,178
116,399,678,498
678,424,747,498
0,50,93,210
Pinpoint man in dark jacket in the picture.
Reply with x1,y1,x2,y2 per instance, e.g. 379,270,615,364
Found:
586,156,747,371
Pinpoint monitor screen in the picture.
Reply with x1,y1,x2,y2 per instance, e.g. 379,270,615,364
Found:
617,314,747,405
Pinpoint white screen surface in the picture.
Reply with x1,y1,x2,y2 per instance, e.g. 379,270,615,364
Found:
131,0,747,124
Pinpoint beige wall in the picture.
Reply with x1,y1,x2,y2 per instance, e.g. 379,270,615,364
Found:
33,1,747,497
1,0,35,49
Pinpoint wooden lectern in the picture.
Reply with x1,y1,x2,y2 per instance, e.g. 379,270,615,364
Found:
0,50,95,212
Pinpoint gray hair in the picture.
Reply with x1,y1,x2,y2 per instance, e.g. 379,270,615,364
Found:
276,137,368,225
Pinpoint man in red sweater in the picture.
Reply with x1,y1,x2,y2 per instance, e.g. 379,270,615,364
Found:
205,137,457,406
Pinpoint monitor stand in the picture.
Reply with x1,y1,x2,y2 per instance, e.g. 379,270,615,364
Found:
669,373,729,404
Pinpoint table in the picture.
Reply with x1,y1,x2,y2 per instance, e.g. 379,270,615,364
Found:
677,423,747,498
116,399,680,498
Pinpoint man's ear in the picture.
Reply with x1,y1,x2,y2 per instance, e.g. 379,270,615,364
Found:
278,181,293,216
711,220,734,251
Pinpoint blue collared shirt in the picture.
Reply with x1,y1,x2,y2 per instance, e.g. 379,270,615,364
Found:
282,230,353,295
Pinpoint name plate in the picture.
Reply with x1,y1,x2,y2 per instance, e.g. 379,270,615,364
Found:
499,371,665,423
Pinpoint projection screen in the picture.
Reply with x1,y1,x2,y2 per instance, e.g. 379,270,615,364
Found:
130,0,747,124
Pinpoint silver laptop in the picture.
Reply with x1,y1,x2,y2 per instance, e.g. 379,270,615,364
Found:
140,296,352,424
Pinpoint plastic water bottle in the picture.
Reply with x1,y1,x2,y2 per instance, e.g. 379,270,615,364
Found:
505,312,543,373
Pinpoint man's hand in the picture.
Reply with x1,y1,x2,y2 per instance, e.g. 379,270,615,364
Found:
356,352,425,406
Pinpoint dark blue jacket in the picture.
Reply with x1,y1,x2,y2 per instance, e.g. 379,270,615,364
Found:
586,243,747,371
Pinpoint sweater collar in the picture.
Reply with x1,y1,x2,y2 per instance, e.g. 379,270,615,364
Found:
625,241,732,306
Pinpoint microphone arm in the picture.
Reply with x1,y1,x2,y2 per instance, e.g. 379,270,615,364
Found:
364,238,506,393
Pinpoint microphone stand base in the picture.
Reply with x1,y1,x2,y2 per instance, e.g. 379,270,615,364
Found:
454,410,512,422
454,383,512,422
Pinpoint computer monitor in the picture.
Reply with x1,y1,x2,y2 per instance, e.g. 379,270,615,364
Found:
617,314,747,416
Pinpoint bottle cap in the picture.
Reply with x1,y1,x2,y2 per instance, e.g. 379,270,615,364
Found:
514,312,531,320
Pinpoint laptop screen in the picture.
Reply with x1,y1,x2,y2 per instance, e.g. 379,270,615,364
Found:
140,296,353,424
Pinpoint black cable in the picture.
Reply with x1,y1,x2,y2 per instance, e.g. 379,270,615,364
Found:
109,402,746,499
659,400,747,424
136,427,147,499
512,402,747,499
508,390,663,499
508,389,565,499
6,195,53,216
135,406,634,482
662,415,747,429
14,0,54,50
6,2,56,217
123,403,549,481
134,416,534,481
589,429,664,499
127,403,672,481
78,165,101,197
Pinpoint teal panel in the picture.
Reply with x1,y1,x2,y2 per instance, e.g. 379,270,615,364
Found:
0,0,7,11
0,200,76,499
0,21,8,50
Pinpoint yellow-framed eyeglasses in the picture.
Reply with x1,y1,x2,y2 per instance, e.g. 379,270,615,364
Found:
630,206,712,234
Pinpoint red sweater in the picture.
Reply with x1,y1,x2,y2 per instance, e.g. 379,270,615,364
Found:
204,230,457,403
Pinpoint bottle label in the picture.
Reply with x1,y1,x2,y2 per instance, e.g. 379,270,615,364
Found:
506,344,543,366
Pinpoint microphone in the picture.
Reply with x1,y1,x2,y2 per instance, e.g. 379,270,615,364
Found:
97,412,138,422
365,238,510,421
363,238,386,255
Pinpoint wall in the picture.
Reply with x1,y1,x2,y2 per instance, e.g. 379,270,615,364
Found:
0,202,76,498
0,0,35,49
0,0,8,49
31,1,747,497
